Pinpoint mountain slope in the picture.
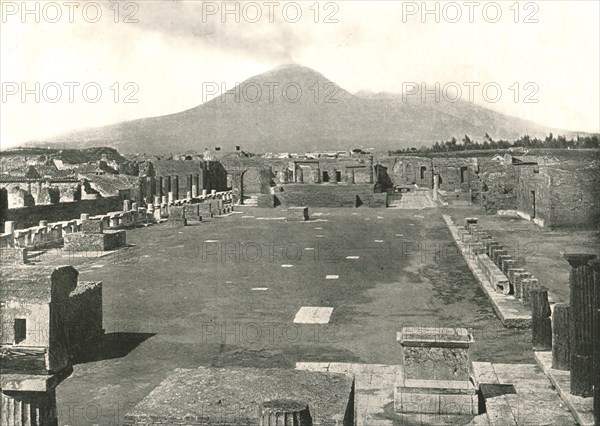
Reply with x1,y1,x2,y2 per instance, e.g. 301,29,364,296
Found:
26,64,583,154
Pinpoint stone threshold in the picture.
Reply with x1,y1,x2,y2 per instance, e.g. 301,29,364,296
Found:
442,215,531,329
533,351,595,426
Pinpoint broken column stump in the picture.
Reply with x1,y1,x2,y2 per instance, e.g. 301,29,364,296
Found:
395,327,477,415
552,303,571,371
564,253,597,397
531,288,552,351
259,400,312,426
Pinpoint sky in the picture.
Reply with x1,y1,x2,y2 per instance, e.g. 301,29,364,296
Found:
1,0,599,148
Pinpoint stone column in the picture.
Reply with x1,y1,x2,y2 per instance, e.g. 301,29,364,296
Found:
552,304,571,370
202,189,207,197
166,176,173,203
1,389,58,426
433,173,440,199
590,259,600,423
259,400,312,426
173,176,179,200
123,199,131,211
4,220,14,235
154,196,161,206
564,253,597,397
192,174,199,198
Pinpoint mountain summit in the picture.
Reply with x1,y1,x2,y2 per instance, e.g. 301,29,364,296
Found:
27,65,581,154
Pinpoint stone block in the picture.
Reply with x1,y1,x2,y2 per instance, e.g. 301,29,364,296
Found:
183,204,202,222
81,220,103,234
64,230,126,252
167,206,187,226
0,247,28,264
287,206,309,222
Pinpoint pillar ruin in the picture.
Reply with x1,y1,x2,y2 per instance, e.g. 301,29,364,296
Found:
552,303,571,371
564,253,597,397
259,400,312,426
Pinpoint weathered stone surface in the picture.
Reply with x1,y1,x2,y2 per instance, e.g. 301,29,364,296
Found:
0,247,28,264
183,204,202,222
398,327,472,381
81,219,103,234
64,230,125,252
123,367,354,425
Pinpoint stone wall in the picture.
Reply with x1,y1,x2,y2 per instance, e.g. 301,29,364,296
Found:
275,184,384,208
433,157,477,192
517,165,600,228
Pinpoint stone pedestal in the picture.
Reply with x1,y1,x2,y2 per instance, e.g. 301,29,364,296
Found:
123,200,131,211
4,220,15,235
167,206,187,226
80,213,90,221
183,204,202,223
395,327,477,415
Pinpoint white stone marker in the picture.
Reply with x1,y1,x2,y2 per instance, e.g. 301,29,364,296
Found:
325,275,339,280
293,307,334,324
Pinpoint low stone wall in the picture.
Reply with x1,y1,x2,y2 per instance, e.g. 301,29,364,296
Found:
3,197,122,230
274,184,384,208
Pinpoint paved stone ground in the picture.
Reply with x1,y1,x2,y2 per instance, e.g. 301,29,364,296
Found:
42,207,535,425
298,361,576,425
388,190,437,209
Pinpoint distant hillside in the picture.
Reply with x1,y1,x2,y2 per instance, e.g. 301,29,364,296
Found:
25,64,588,154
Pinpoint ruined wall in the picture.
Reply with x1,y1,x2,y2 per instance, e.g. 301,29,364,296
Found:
274,184,384,208
519,165,600,228
432,158,477,191
516,166,551,225
377,156,434,188
546,166,600,228
478,161,518,213
4,197,122,229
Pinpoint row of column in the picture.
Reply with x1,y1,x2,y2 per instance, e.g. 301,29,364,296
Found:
151,174,204,203
282,168,362,184
531,253,599,423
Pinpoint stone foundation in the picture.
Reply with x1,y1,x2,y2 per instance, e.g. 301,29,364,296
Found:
63,230,126,252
